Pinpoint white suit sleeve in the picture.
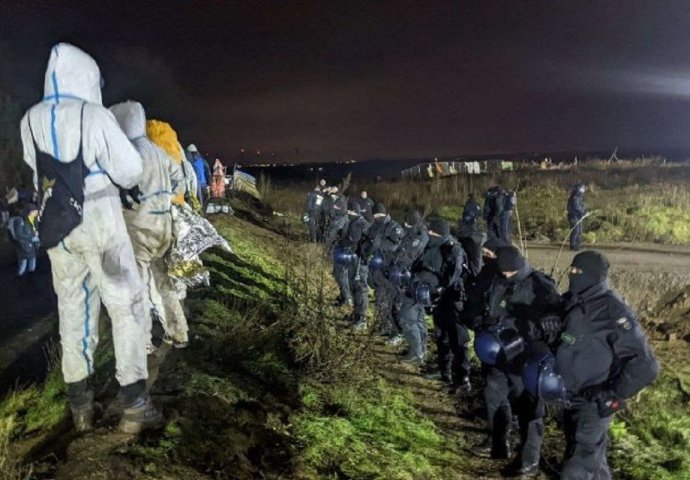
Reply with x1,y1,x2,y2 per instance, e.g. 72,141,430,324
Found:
167,155,185,197
89,106,143,189
19,114,38,190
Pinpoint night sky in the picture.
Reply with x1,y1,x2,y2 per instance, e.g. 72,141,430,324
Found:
2,1,690,163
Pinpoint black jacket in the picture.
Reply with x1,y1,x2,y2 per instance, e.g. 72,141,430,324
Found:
394,222,429,268
462,258,502,327
338,215,370,254
461,199,482,226
360,216,403,261
556,282,659,401
482,266,564,341
305,190,324,214
411,235,467,291
360,197,374,222
567,191,586,220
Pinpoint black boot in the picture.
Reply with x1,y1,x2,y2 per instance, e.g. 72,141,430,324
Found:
502,457,540,477
66,378,94,433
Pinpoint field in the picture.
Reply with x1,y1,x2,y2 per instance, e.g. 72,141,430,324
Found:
259,161,690,246
0,163,688,479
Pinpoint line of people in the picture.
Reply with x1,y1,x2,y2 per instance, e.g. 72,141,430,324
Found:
460,183,588,251
306,182,658,478
19,43,220,435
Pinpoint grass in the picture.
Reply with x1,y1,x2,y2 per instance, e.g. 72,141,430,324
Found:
261,163,690,245
1,192,688,478
295,380,462,480
610,371,690,479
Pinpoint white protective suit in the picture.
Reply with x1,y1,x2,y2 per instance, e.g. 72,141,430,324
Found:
109,101,189,345
20,44,148,387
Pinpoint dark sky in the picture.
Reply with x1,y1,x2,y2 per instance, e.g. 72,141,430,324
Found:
2,0,690,163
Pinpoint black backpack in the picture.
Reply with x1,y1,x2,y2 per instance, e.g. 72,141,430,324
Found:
27,103,88,249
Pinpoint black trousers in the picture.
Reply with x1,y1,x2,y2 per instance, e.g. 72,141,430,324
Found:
484,366,544,467
561,402,612,480
433,296,470,383
399,295,428,358
333,261,352,302
348,261,369,320
569,217,583,251
371,269,398,335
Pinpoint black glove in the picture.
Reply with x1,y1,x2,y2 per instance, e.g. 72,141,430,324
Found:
581,384,625,417
539,315,563,342
127,185,142,204
119,186,142,210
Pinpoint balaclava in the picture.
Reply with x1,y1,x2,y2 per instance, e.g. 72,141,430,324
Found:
405,210,422,228
569,250,609,294
428,218,450,247
497,246,527,273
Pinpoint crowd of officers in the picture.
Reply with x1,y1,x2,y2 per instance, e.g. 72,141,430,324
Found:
304,181,658,479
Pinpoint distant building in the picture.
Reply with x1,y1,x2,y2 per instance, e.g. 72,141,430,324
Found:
400,159,512,179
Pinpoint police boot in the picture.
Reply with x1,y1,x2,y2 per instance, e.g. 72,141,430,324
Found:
352,315,367,332
453,376,472,395
502,458,540,478
400,349,424,366
469,436,494,458
66,379,94,433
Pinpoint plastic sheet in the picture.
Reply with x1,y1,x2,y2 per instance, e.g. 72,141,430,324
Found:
167,204,231,289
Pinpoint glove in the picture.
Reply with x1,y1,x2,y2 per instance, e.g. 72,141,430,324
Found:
128,185,142,204
119,186,142,210
581,384,625,417
539,315,563,342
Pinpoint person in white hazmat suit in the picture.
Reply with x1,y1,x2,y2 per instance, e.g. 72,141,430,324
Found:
109,101,190,351
20,43,163,434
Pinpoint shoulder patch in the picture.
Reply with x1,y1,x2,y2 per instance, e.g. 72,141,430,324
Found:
616,317,633,331
561,333,576,344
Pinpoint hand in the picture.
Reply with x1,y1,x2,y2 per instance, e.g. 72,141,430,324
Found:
581,384,625,417
539,315,563,337
580,383,606,402
119,188,134,209
127,185,142,204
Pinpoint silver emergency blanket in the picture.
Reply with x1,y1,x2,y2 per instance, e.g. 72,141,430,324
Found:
167,204,232,289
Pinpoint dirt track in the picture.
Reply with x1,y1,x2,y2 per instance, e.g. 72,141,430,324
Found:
525,242,690,275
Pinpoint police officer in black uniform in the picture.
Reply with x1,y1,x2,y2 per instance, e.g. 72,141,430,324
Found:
398,219,466,371
304,186,325,242
360,203,404,337
557,251,658,479
460,237,507,330
425,219,471,392
337,198,372,328
473,246,563,477
327,194,351,307
567,183,587,251
499,190,516,243
483,185,505,240
386,209,429,346
324,191,348,254
360,191,375,222
459,193,482,237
